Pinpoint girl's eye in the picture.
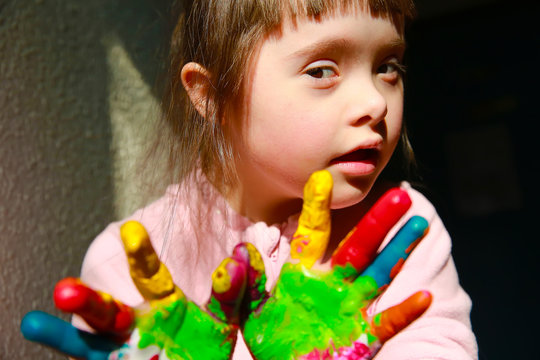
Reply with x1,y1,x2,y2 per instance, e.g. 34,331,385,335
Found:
305,66,337,79
377,60,406,83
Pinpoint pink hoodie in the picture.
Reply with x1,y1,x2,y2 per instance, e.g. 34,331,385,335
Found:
76,181,478,359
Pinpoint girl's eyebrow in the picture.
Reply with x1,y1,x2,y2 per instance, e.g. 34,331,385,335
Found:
286,37,406,60
286,38,355,60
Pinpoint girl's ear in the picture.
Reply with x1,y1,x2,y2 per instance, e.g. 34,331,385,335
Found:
181,62,213,119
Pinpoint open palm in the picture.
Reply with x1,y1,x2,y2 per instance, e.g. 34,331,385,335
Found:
241,171,432,359
21,220,248,360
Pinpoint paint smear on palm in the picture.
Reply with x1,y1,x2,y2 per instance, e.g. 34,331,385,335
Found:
290,170,333,268
244,263,380,360
132,300,233,360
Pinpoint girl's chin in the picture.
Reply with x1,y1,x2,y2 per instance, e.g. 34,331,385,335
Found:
329,186,371,210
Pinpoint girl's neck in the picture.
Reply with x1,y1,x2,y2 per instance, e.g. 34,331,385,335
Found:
224,184,303,225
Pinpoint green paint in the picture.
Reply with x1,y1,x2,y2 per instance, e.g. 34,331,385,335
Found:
243,263,379,359
332,262,360,280
207,296,228,322
372,313,382,327
250,272,268,311
136,300,233,360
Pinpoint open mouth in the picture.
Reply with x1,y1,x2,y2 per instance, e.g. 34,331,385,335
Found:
330,148,379,176
331,148,379,164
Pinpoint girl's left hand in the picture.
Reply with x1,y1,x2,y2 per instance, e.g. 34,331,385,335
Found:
240,170,433,360
21,221,249,360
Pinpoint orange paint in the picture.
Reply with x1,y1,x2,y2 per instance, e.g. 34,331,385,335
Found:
372,290,432,342
389,258,405,280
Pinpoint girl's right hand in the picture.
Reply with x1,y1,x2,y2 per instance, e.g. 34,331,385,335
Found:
240,170,433,360
21,220,248,360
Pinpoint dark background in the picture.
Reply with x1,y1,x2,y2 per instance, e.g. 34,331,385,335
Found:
405,0,539,358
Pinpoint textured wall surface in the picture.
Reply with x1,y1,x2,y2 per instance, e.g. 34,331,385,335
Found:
0,0,168,357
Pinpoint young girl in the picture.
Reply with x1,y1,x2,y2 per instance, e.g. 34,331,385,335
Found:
73,0,477,358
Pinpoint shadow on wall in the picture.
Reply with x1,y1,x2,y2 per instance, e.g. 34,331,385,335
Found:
405,1,539,359
0,1,173,358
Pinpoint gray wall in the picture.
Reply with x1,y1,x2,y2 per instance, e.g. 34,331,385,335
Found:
0,1,168,357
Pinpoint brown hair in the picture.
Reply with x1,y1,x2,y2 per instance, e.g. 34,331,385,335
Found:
153,0,417,197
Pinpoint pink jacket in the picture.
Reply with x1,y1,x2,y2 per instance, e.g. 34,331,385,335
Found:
76,181,478,359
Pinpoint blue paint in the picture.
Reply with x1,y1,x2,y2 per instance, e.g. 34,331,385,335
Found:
21,311,117,360
361,216,428,288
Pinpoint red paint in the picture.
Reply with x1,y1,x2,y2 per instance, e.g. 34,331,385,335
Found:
232,243,266,303
54,277,134,335
331,188,412,272
212,259,247,304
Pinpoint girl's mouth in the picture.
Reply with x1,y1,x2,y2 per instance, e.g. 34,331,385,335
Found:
330,148,379,175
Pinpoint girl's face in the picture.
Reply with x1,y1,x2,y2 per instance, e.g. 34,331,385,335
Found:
228,9,405,218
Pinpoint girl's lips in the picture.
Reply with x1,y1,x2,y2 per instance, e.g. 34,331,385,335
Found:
330,148,379,175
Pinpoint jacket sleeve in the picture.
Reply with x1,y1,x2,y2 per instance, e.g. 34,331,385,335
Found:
372,185,478,360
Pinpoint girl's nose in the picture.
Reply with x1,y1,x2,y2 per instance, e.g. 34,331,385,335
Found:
346,79,388,127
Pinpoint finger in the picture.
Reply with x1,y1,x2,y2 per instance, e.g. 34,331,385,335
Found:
54,277,134,336
209,242,268,322
331,188,412,273
290,170,333,268
232,242,267,310
360,216,429,290
21,311,118,360
209,256,247,322
371,290,432,343
120,220,184,303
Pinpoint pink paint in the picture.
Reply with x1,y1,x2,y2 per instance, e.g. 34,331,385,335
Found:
301,341,371,360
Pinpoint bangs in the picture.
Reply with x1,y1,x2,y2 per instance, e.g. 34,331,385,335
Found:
259,0,416,33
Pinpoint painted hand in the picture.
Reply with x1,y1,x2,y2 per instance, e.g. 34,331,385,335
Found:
21,220,248,360
241,170,433,360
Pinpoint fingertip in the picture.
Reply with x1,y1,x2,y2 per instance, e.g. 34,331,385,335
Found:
21,311,52,342
120,221,163,283
408,216,430,239
408,290,433,313
372,188,411,221
211,258,247,303
233,242,265,274
53,278,88,313
384,188,411,207
120,220,151,253
303,170,333,206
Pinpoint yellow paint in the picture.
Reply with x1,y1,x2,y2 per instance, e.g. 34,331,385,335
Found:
212,258,233,294
290,170,333,268
245,242,265,274
120,221,184,303
96,289,114,304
